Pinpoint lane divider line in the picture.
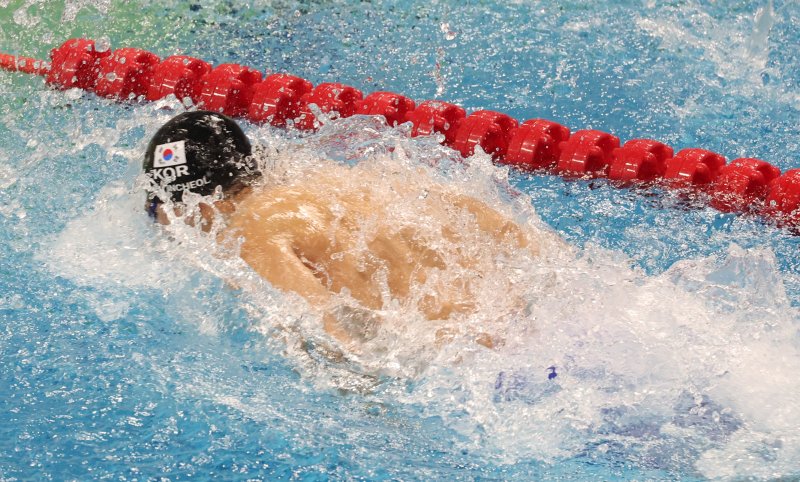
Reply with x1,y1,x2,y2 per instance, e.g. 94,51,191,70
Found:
2,38,799,231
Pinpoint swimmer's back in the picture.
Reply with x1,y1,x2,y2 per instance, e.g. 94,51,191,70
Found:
225,161,537,322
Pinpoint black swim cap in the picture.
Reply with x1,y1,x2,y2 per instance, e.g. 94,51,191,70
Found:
143,111,255,203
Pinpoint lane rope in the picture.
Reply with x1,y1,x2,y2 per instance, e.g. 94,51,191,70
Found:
2,38,799,232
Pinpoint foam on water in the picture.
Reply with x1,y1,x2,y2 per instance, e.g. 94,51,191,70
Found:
40,110,800,479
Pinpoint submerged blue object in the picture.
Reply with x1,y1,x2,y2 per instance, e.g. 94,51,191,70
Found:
494,369,561,404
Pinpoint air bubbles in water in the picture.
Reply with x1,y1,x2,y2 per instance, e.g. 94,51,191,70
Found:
95,36,111,53
432,47,446,97
64,87,83,100
0,165,18,190
62,0,111,22
440,22,457,41
12,5,40,27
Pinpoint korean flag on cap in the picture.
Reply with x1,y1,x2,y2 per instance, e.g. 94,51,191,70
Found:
153,140,187,168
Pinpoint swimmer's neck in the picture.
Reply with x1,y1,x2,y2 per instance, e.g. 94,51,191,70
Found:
152,185,253,231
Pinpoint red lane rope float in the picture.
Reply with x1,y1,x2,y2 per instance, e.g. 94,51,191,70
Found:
556,129,620,178
249,74,312,126
710,158,782,213
46,38,107,89
664,148,727,189
95,48,160,99
506,119,570,171
765,170,800,227
608,139,673,184
406,100,466,145
146,55,211,102
295,82,364,130
3,37,800,233
197,63,262,117
357,91,416,127
0,53,49,76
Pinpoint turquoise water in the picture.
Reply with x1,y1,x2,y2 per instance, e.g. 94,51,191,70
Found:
2,1,800,480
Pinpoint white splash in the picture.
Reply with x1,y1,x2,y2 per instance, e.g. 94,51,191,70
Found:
635,2,799,109
746,0,776,66
42,181,188,290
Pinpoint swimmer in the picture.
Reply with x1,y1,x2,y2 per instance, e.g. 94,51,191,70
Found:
143,111,540,348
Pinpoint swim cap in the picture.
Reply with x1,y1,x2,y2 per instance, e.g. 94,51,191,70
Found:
143,111,255,203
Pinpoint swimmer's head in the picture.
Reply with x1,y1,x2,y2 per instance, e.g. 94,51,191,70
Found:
143,111,256,204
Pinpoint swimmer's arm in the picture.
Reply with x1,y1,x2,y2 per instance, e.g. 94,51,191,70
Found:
240,239,331,305
443,192,538,254
238,239,359,344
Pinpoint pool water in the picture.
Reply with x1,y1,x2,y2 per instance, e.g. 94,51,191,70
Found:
2,1,800,480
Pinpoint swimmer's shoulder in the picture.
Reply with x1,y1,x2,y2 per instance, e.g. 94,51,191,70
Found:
226,178,338,240
237,163,372,212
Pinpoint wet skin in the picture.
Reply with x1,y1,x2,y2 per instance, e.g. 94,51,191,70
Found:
157,161,537,347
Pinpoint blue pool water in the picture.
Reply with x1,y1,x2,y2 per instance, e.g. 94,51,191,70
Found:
2,1,800,480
